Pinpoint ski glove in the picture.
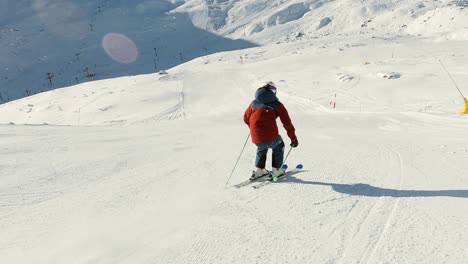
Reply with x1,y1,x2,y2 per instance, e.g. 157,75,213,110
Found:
290,136,298,148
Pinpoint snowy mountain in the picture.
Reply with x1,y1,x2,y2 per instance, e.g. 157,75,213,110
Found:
0,0,256,103
1,1,468,264
2,0,468,103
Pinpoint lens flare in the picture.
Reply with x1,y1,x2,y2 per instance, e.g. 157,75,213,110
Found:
102,33,139,64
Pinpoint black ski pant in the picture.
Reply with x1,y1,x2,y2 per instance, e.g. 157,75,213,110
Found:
255,136,285,169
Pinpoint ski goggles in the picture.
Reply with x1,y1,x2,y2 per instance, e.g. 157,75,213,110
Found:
265,81,277,94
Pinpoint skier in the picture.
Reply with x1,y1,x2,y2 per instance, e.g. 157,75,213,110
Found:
244,81,298,180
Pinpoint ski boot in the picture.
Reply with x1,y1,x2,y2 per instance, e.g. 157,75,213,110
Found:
249,168,271,181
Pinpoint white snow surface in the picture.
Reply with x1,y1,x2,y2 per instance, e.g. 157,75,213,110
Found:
2,1,468,264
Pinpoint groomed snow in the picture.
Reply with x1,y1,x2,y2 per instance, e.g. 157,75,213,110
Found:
2,1,468,263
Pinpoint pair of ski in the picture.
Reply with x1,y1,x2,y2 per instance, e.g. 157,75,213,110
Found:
233,164,303,189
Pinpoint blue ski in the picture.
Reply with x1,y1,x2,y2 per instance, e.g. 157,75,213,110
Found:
252,164,303,189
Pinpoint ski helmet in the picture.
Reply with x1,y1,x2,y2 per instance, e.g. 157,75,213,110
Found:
264,81,277,94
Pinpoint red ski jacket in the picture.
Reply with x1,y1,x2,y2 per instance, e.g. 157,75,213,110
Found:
244,88,296,144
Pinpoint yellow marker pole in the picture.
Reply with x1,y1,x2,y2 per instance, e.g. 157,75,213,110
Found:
460,98,468,115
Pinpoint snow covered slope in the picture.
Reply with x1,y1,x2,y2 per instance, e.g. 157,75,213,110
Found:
2,1,468,264
1,35,467,126
0,0,256,103
2,0,468,103
180,0,468,42
1,32,468,263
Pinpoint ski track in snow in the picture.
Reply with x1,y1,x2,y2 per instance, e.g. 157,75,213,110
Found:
365,146,405,263
133,91,186,124
314,144,406,264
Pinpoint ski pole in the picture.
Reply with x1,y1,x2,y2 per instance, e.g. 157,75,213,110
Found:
225,132,250,187
273,146,293,182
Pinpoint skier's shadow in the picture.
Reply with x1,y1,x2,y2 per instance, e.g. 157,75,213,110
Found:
285,175,468,198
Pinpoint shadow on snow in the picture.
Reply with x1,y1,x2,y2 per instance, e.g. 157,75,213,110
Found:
286,176,468,198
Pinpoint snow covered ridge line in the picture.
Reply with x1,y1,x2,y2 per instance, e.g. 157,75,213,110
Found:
187,0,468,40
181,0,310,31
449,0,468,7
